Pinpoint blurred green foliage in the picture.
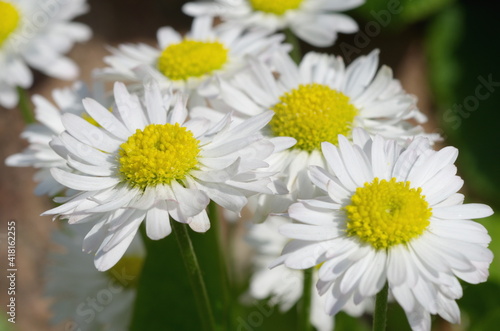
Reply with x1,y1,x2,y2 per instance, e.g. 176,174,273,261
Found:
0,314,13,331
355,0,455,28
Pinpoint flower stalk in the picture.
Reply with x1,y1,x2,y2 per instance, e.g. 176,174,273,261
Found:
284,28,301,64
171,219,217,331
17,87,35,124
299,267,314,331
373,282,389,331
207,201,233,329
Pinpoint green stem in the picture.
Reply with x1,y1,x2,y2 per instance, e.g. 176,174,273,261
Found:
373,282,389,331
207,201,232,330
17,87,35,124
171,220,217,331
299,268,313,331
284,28,302,64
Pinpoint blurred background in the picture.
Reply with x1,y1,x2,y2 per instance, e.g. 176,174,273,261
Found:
1,0,499,330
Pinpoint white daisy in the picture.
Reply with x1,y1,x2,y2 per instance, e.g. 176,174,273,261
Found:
183,0,364,47
247,216,372,331
5,81,107,196
43,81,288,271
0,0,92,108
204,49,440,221
45,223,144,331
97,16,287,100
273,128,494,331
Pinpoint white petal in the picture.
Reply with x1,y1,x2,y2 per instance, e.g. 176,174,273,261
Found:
281,241,333,269
436,293,460,324
357,251,386,297
57,132,113,166
411,278,438,314
280,224,339,241
321,142,356,191
192,178,247,212
62,113,121,153
146,200,172,239
67,156,114,177
430,219,490,244
167,182,209,223
340,253,373,294
432,204,494,220
82,98,130,139
288,202,335,226
409,146,458,188
51,168,120,191
309,0,364,12
405,305,431,331
188,210,211,233
343,49,379,99
113,82,147,131
94,218,143,271
387,245,408,287
157,26,182,49
391,285,415,312
145,82,167,124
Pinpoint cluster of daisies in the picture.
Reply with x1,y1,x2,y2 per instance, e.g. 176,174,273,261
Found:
3,0,494,331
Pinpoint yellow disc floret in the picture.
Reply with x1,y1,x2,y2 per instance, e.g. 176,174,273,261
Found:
157,39,229,81
107,255,144,288
270,83,358,152
345,178,432,250
249,0,304,15
119,123,200,189
0,1,20,48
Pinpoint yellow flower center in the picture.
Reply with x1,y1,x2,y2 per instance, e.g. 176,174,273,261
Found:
107,255,143,288
119,123,200,189
0,1,20,48
249,0,304,15
269,83,358,152
157,39,229,81
345,178,432,250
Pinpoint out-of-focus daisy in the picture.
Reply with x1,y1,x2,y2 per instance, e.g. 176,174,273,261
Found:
5,81,106,196
204,49,440,220
183,0,364,47
97,16,286,99
273,129,494,331
0,0,91,108
43,82,289,271
246,216,372,331
45,223,144,331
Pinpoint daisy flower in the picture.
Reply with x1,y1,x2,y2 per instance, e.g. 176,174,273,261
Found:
247,216,372,331
43,82,288,271
204,49,440,220
0,0,91,108
5,81,106,196
273,128,494,331
97,16,287,99
45,223,144,331
183,0,364,47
